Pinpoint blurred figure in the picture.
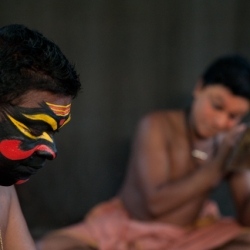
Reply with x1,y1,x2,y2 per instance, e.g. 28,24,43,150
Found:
39,55,250,250
0,24,81,249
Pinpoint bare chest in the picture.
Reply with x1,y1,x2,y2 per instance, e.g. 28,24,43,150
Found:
167,139,193,179
167,137,215,180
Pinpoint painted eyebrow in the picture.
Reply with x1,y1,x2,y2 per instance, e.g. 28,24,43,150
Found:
46,102,71,116
7,115,54,142
22,113,58,131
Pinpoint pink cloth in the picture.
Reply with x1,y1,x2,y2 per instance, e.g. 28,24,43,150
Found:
57,198,244,250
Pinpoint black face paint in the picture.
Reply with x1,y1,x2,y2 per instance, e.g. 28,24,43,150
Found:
0,102,71,186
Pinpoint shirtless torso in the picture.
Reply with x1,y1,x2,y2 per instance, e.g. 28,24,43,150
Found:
119,110,219,226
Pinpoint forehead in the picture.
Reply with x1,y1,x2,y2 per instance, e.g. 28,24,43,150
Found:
203,85,250,112
14,90,72,108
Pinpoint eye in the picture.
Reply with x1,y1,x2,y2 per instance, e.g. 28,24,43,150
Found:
228,113,242,121
27,124,50,137
21,125,43,137
29,124,55,137
29,128,43,136
22,127,31,133
212,102,223,110
18,123,32,134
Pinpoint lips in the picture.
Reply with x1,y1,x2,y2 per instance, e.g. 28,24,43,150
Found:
16,179,29,185
11,159,45,185
14,164,43,184
13,167,38,185
14,165,42,176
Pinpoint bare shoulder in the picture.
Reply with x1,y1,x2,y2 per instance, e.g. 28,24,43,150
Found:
137,110,185,138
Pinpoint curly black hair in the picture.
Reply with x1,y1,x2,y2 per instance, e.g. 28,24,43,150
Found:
0,24,81,104
202,54,250,99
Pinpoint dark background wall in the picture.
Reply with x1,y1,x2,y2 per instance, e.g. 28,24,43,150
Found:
0,0,250,239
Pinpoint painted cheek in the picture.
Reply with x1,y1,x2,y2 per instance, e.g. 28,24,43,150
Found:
0,140,56,160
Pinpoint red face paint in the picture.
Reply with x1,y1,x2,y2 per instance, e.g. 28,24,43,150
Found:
0,140,56,160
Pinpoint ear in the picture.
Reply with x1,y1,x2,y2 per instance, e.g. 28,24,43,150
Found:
193,78,204,97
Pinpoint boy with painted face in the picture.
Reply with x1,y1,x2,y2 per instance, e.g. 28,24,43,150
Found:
0,24,80,249
39,55,250,250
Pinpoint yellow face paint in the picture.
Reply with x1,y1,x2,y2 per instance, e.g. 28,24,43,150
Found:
23,113,58,131
7,115,53,142
46,102,71,128
5,101,71,145
46,102,71,116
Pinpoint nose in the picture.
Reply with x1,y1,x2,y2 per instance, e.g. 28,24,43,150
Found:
35,149,57,160
214,113,229,130
35,141,58,160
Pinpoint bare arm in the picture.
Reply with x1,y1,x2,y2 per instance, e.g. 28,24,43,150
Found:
5,186,36,250
130,113,244,217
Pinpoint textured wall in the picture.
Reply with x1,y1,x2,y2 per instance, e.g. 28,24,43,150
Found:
0,0,250,238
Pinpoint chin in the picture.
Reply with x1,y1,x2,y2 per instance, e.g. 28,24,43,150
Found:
202,132,217,139
197,125,219,138
194,127,210,139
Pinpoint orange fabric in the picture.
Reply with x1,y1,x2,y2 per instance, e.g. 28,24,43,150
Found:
56,198,244,250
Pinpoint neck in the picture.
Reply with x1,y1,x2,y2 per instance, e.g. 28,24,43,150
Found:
186,107,205,141
184,108,216,161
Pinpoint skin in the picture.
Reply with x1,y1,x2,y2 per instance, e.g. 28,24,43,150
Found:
0,90,72,250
